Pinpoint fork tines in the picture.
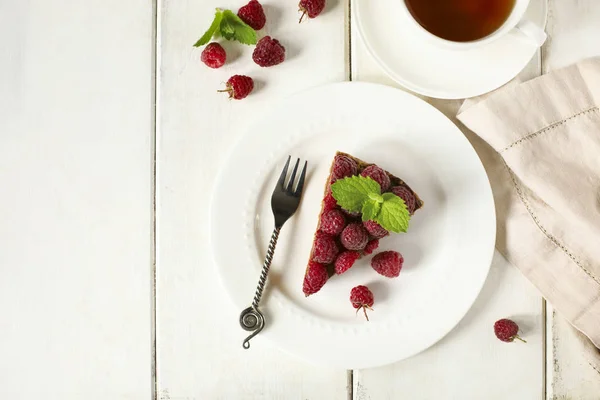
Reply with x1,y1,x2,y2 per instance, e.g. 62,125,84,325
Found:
277,156,307,197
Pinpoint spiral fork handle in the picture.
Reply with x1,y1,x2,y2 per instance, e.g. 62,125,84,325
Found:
240,306,265,349
240,228,280,349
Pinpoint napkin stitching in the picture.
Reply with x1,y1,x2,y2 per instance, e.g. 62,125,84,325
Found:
500,107,599,153
504,161,600,286
591,362,600,376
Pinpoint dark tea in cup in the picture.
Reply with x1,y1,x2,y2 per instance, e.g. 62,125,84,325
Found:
405,0,516,42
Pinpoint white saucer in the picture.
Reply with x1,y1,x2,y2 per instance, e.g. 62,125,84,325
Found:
354,0,548,99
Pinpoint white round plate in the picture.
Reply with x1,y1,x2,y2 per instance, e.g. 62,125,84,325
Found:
354,0,548,99
211,83,495,369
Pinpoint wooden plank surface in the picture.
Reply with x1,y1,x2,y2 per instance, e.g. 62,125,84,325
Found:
3,0,599,398
543,1,600,398
547,308,600,400
155,1,349,399
0,1,155,399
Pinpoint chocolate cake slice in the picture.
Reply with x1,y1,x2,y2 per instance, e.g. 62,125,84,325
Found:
302,152,423,296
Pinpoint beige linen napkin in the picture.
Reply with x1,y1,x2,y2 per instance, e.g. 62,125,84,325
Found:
457,57,600,373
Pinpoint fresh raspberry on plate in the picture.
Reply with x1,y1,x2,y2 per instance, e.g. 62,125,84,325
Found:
238,0,266,30
350,285,374,321
320,209,346,236
361,165,391,192
219,75,254,100
252,36,285,67
340,223,369,251
334,251,360,274
371,250,403,277
331,154,358,182
494,319,526,343
303,261,328,296
363,220,388,239
201,42,226,69
391,185,417,215
311,231,339,264
363,239,379,255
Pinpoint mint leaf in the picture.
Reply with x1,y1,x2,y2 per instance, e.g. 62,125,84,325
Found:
367,192,384,204
382,192,399,202
331,176,381,213
375,193,410,233
194,9,223,47
221,10,257,45
361,199,381,221
219,11,236,40
193,9,257,47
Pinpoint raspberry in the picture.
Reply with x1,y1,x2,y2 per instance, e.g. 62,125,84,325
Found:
299,0,326,21
201,42,226,69
334,251,360,274
350,285,374,321
371,251,403,278
363,220,388,239
391,185,417,214
252,36,285,67
323,191,338,211
361,165,391,192
363,239,379,255
237,0,266,30
311,231,339,264
303,261,328,296
494,319,526,343
340,223,369,251
320,209,346,236
219,75,254,100
331,154,358,182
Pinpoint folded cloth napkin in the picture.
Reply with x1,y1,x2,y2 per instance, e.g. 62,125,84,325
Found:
457,57,600,373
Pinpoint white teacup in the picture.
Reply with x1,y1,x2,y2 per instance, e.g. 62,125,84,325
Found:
399,0,547,49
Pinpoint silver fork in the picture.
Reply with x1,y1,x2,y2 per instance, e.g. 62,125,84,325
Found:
239,156,308,349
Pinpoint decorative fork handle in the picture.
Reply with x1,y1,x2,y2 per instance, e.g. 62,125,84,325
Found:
240,227,280,349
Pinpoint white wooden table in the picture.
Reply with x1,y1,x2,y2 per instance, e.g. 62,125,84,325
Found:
2,0,600,399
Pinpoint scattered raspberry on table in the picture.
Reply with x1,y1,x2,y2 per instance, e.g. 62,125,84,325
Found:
237,0,266,30
494,319,526,343
253,36,286,67
299,0,326,22
219,75,254,100
201,42,226,69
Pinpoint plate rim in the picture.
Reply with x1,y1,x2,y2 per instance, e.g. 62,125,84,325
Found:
209,81,497,368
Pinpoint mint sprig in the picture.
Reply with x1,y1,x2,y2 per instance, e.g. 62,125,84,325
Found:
330,175,380,213
375,193,410,233
194,9,223,47
194,9,257,47
331,175,411,233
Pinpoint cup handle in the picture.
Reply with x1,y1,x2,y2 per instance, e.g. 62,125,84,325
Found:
514,19,547,47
